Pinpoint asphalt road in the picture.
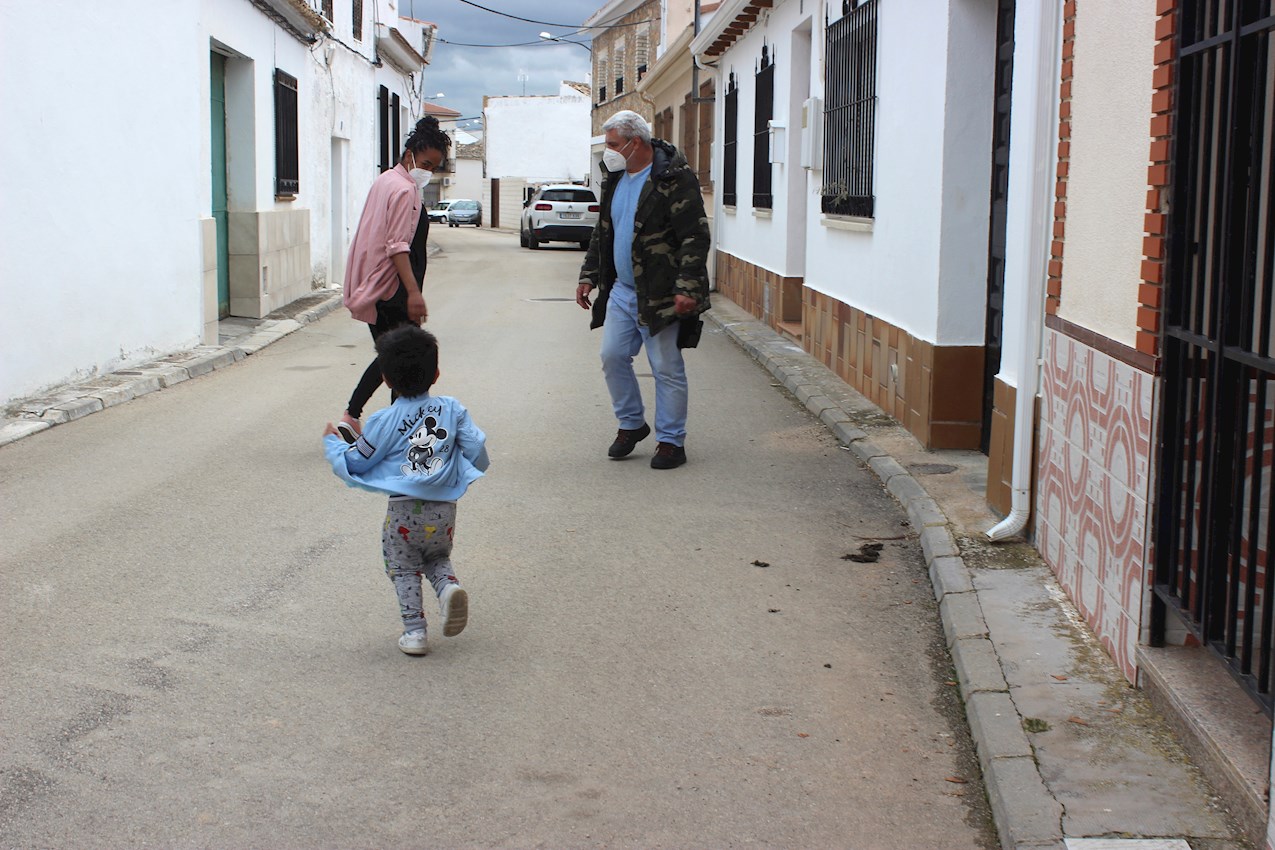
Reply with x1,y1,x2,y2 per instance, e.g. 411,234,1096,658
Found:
0,226,996,848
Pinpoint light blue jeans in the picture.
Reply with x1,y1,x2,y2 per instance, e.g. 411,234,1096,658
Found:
600,283,687,447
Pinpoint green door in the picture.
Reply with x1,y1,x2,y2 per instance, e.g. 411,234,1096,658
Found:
210,53,230,318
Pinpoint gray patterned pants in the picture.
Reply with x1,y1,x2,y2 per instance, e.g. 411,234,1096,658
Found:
382,499,459,633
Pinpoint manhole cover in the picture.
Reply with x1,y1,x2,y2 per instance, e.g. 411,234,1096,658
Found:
526,297,575,302
908,463,958,475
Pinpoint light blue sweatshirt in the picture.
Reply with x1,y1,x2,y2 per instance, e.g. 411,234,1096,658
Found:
324,394,489,501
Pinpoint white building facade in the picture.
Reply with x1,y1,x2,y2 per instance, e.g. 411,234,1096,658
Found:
482,83,593,229
695,1,1275,845
0,0,437,408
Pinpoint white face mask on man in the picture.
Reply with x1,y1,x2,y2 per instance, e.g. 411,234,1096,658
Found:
408,151,433,187
602,138,636,172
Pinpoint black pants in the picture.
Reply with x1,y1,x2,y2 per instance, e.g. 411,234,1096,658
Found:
346,282,414,419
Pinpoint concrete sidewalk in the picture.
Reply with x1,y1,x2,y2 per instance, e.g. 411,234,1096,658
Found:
707,298,1249,850
0,291,344,447
0,285,1252,849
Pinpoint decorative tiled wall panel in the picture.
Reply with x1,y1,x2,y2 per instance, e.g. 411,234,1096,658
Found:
1037,327,1156,682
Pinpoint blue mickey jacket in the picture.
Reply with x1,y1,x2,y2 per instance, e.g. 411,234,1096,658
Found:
324,394,489,501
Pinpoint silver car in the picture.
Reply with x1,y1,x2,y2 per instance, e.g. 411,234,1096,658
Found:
446,199,481,227
520,185,599,250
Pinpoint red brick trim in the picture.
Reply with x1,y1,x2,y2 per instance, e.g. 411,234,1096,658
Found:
1139,1,1177,360
1047,1,1078,316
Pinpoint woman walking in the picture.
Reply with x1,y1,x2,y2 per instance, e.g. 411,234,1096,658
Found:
337,115,451,442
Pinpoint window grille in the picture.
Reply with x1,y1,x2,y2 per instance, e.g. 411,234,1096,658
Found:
352,0,362,40
321,0,333,20
1154,0,1275,714
723,72,738,206
822,0,878,217
615,43,626,95
274,69,300,196
378,84,390,172
753,43,775,209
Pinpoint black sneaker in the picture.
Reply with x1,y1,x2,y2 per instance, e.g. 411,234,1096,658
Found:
608,423,651,458
650,442,687,469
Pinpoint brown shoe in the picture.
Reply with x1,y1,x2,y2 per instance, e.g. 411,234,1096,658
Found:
650,442,687,469
607,423,651,458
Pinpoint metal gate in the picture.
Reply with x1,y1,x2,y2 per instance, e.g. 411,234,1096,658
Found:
1153,0,1275,714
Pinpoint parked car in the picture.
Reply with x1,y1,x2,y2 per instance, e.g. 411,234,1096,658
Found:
427,200,453,223
446,199,481,227
520,185,599,250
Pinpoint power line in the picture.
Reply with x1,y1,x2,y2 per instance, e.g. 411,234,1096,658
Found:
446,0,651,30
436,37,554,48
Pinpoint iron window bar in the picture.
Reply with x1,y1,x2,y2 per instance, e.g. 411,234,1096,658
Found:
821,0,877,218
1153,0,1275,714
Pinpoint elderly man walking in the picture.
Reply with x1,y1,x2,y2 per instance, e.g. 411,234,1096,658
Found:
575,110,712,469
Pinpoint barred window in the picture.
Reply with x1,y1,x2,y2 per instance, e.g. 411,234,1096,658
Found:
274,69,299,196
352,0,363,41
321,0,333,20
596,50,609,103
822,0,878,218
697,79,714,188
614,42,626,96
723,72,738,206
636,25,650,82
753,43,774,209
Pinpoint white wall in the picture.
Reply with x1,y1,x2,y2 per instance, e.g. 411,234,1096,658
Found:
708,0,993,346
0,0,423,406
0,0,205,403
1058,2,1156,347
484,88,592,183
449,158,485,204
711,1,814,282
795,0,992,345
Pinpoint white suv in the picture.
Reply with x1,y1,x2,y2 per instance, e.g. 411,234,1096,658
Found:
520,185,599,250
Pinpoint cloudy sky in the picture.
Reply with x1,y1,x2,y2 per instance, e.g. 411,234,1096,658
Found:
403,0,604,127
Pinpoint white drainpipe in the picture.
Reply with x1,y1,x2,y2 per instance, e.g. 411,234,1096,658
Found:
988,1,1063,542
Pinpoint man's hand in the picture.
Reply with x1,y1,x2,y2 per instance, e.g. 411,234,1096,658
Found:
576,282,593,310
407,290,428,325
673,294,697,316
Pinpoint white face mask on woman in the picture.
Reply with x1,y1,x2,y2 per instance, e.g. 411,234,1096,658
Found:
408,151,433,187
602,138,636,172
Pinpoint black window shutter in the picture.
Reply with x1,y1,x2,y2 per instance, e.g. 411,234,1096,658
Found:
274,69,299,196
378,85,390,172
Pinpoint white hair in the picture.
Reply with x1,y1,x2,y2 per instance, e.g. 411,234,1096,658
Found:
602,110,652,144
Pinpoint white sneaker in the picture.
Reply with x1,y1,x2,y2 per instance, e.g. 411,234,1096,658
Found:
397,629,428,655
439,583,469,637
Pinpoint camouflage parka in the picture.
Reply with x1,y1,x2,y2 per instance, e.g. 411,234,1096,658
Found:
578,138,712,338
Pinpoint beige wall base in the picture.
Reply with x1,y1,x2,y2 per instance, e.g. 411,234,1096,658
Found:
227,208,312,319
715,249,985,451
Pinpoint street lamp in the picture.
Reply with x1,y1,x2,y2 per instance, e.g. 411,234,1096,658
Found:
539,32,593,54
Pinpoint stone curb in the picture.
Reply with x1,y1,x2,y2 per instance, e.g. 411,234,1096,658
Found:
0,291,344,448
706,306,1057,850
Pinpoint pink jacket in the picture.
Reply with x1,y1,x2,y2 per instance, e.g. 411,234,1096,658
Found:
343,164,420,324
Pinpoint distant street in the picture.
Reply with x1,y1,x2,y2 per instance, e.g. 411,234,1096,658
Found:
0,226,995,848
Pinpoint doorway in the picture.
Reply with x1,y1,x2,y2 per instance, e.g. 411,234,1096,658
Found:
980,0,1015,453
210,52,230,318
